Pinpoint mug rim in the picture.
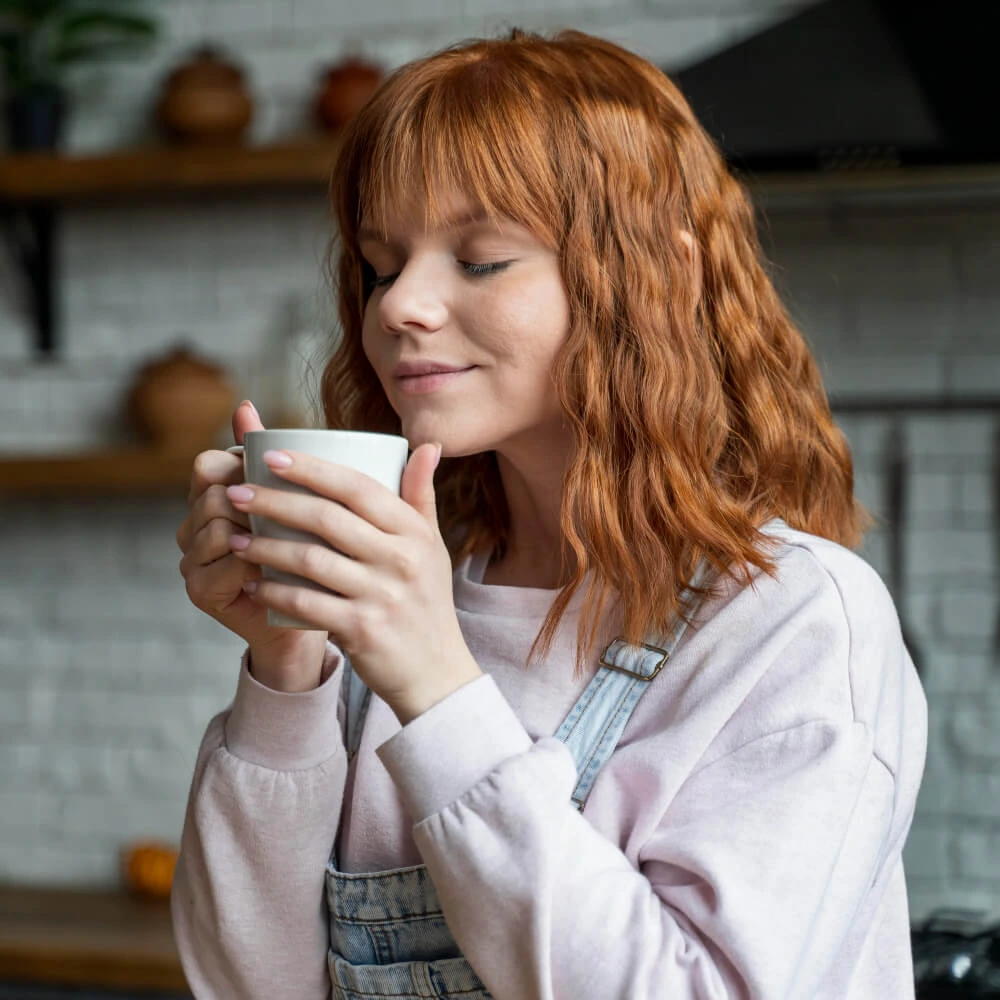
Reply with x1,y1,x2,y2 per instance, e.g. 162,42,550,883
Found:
242,428,407,442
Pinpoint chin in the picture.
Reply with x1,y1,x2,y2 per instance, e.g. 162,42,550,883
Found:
400,414,499,460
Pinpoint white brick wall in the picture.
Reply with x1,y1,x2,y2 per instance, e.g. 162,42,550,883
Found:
1,0,998,925
761,201,1000,923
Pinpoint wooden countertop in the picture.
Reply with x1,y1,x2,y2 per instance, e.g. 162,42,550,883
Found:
0,884,190,993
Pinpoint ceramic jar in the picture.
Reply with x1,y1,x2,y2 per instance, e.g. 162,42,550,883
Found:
121,841,179,900
156,46,254,144
315,57,382,131
127,346,236,453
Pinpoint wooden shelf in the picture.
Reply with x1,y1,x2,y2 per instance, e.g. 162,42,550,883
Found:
1,143,994,203
0,137,342,201
746,161,1000,203
0,884,189,993
0,138,343,356
0,448,198,497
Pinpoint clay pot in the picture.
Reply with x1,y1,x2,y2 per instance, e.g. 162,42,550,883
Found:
157,46,254,144
315,57,382,131
128,346,236,454
121,840,178,900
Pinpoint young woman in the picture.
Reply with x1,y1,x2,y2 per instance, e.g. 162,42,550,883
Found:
172,29,927,1000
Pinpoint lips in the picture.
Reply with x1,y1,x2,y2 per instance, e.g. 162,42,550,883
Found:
393,361,473,378
394,366,476,395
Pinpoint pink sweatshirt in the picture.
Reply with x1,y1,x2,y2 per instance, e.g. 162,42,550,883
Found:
172,521,927,999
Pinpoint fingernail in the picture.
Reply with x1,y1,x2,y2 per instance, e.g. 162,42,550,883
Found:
433,442,443,470
229,534,251,551
243,580,258,594
263,450,293,468
227,485,255,503
241,399,259,418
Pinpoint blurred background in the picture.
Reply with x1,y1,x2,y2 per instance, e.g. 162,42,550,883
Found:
0,0,997,996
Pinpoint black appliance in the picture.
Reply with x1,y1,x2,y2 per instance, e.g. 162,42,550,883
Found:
913,910,1000,998
674,0,997,173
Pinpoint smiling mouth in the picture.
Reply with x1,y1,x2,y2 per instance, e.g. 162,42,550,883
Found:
395,367,476,394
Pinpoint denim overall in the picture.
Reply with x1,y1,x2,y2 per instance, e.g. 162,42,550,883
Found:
326,577,706,1000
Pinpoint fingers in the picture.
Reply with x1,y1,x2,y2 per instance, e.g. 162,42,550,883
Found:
242,577,347,633
232,399,265,445
179,508,247,570
187,449,247,508
183,547,261,613
226,481,389,563
179,507,259,612
244,449,418,537
189,398,263,507
177,401,267,626
229,533,365,597
177,483,251,553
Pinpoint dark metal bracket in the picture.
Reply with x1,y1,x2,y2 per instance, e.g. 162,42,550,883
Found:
0,199,58,357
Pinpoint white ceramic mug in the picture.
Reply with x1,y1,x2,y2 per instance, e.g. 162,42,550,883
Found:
228,428,410,629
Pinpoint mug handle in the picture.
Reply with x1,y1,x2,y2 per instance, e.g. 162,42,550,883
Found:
227,445,244,456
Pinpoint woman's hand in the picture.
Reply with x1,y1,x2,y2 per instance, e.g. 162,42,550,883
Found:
176,401,329,692
224,442,482,724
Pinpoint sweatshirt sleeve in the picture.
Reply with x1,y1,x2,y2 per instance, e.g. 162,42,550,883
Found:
378,605,910,999
171,643,348,1000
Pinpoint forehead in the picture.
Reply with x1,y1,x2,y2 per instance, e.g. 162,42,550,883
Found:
358,186,500,242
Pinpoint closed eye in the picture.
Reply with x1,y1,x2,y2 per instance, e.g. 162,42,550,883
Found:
462,261,512,277
369,260,512,290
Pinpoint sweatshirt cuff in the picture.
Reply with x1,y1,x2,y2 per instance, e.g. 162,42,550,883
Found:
224,643,345,771
377,674,532,822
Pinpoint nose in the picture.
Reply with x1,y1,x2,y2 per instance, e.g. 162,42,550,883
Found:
377,257,448,335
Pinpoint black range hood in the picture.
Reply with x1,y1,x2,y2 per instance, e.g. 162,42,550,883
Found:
674,0,997,173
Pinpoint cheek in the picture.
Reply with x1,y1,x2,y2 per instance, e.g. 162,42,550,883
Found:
490,274,570,364
361,310,381,366
360,320,396,400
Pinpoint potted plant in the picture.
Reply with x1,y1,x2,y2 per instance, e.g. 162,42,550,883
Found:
0,0,158,151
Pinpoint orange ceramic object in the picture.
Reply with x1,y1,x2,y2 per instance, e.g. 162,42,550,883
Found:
121,841,179,899
127,345,235,454
157,46,254,144
315,57,382,131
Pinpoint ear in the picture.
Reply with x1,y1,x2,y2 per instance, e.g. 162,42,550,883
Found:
677,230,702,304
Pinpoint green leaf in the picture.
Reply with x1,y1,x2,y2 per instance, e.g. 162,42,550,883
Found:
51,15,157,66
53,37,152,66
1,0,159,87
57,9,158,44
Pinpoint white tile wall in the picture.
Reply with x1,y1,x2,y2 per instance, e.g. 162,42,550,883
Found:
761,199,1000,922
1,0,998,926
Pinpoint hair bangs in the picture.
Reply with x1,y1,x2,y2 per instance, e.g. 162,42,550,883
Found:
356,53,561,244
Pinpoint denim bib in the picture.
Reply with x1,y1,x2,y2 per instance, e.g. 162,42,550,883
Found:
326,575,705,999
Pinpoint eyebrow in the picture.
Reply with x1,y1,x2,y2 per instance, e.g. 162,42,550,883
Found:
357,208,493,243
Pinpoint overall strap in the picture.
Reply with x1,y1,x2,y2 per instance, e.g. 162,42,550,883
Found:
555,565,710,811
342,657,371,762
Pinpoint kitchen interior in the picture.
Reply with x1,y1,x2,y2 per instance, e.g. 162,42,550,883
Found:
0,0,997,997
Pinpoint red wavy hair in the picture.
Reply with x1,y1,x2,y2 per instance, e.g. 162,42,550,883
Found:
322,29,868,674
